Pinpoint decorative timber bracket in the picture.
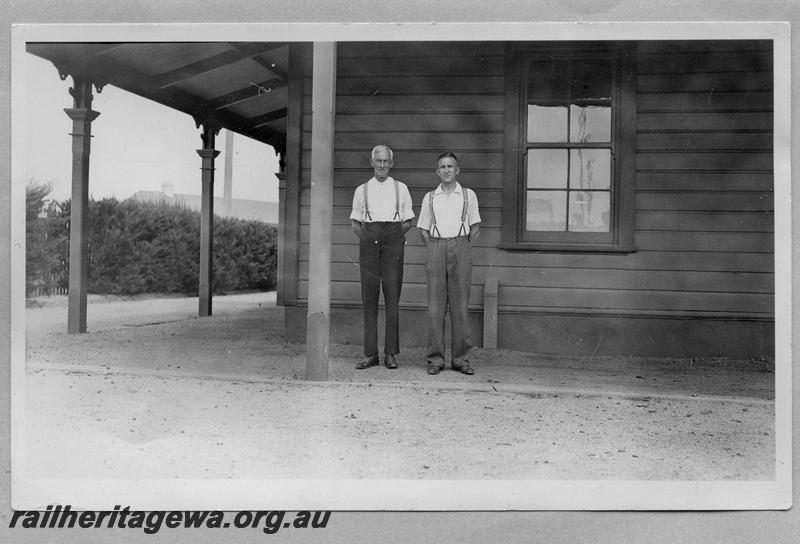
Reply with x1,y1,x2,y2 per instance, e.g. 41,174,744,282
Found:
275,145,287,174
55,63,107,110
194,116,223,150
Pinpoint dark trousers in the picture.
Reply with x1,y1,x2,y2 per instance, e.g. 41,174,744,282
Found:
425,236,473,366
359,222,405,357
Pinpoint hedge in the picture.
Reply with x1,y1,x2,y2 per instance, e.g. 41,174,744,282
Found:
26,186,277,297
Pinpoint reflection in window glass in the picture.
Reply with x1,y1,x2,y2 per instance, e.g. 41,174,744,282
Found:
527,149,567,189
569,149,611,190
569,105,611,142
522,53,617,239
528,105,567,142
568,191,610,232
526,191,566,231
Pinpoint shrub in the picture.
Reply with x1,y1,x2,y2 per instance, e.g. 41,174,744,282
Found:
26,193,277,296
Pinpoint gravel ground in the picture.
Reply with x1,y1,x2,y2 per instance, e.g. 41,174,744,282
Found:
22,293,775,481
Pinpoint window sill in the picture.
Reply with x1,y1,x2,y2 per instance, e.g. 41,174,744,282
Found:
498,242,637,254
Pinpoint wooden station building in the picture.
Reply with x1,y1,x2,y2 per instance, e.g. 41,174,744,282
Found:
27,39,775,379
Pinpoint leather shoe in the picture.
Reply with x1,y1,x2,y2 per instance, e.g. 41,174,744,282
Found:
384,354,398,369
356,356,380,369
427,363,444,375
452,364,475,375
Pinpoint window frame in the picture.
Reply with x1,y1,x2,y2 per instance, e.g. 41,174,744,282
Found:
501,42,637,253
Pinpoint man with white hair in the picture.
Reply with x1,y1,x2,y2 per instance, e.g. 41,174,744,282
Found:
350,145,414,370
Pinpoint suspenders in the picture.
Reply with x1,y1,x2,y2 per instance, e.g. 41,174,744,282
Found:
428,188,469,238
362,178,401,222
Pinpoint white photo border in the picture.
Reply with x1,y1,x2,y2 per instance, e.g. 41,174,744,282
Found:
10,21,792,511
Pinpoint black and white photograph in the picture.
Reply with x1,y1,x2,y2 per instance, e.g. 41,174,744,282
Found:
2,10,796,541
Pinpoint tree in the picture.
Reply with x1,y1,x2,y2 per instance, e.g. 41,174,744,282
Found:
25,181,66,296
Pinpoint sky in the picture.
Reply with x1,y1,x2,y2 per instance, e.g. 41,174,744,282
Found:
22,53,280,204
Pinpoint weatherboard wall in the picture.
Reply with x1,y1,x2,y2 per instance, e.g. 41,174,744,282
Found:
283,40,775,358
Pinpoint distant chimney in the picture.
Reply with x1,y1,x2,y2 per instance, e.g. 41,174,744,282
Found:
162,182,174,198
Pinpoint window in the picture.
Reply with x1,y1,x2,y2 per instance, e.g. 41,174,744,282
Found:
502,44,636,252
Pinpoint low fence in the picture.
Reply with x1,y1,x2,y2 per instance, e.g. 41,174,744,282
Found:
27,273,68,298
28,285,69,298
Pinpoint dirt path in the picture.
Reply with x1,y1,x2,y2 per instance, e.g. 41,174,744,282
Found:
22,293,775,481
25,366,773,480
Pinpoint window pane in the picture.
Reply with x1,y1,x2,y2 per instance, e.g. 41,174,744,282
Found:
570,104,611,142
570,59,612,101
528,105,567,142
568,191,610,232
526,191,566,231
569,149,611,190
528,149,567,189
528,59,568,101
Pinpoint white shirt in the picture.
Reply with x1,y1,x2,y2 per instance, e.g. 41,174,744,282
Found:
350,177,415,223
417,182,481,238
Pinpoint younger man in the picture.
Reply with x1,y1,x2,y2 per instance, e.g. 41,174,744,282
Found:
416,152,481,375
